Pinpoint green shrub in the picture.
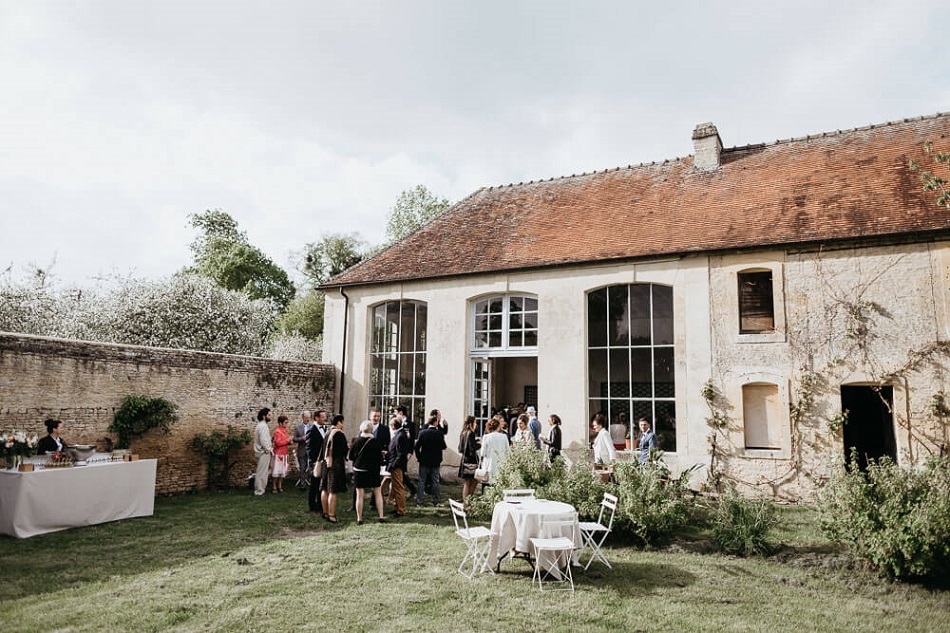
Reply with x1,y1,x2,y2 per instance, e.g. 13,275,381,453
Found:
192,425,253,489
466,446,697,546
712,492,777,556
819,454,950,580
109,395,179,449
608,460,698,545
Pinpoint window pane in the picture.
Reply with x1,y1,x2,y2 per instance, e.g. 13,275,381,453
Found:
608,285,629,346
489,332,502,347
653,347,675,397
372,304,387,353
509,330,523,347
588,399,607,441
509,296,523,311
383,353,398,394
588,289,608,347
415,302,427,351
524,330,537,347
655,401,677,452
631,348,652,397
652,285,674,345
489,314,502,330
400,302,416,353
399,354,414,395
489,299,503,313
523,313,538,329
385,302,401,352
414,353,426,395
523,297,538,312
509,311,524,332
630,284,651,344
631,401,653,425
474,331,488,348
608,401,631,443
609,348,630,391
475,300,488,316
588,349,608,398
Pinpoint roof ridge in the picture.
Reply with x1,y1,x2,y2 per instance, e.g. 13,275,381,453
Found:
482,111,950,192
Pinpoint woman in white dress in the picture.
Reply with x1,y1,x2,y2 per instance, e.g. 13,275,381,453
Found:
591,414,617,466
479,416,510,485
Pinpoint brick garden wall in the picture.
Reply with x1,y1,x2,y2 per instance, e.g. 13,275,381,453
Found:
0,332,335,494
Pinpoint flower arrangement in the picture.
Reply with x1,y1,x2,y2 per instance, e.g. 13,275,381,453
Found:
2,430,39,468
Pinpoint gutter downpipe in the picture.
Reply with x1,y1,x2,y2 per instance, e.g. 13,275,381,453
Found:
338,287,350,416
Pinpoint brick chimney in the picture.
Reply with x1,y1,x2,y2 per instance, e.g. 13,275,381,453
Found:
692,122,722,171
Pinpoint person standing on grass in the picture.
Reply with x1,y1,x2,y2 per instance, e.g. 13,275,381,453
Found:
307,410,327,514
270,415,291,493
541,414,562,462
252,408,273,496
320,414,347,523
349,420,386,525
637,417,658,464
414,414,446,506
480,416,510,486
526,406,542,449
457,415,480,504
394,404,418,497
387,417,411,517
292,410,312,489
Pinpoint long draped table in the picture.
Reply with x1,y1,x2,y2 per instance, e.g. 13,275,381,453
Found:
0,459,157,538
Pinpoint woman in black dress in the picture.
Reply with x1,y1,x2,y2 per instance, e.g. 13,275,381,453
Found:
37,419,67,454
320,414,347,523
349,420,385,524
541,414,562,462
457,416,480,504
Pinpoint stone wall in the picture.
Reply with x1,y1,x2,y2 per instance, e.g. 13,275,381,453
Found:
0,332,335,494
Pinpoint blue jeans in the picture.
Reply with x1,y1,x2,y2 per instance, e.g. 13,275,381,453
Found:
417,463,440,505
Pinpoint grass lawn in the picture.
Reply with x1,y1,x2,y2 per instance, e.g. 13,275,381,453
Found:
1,485,947,632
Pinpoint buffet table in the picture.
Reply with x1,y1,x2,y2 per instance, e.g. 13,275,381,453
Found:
0,459,157,538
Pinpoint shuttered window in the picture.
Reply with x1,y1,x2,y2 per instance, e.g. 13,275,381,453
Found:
738,271,774,334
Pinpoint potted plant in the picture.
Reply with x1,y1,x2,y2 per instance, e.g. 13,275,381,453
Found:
2,430,39,470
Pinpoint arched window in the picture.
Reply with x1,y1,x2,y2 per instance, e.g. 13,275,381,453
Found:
471,294,538,353
368,300,427,425
587,284,676,451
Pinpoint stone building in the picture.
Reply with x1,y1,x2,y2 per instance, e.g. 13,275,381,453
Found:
320,112,950,499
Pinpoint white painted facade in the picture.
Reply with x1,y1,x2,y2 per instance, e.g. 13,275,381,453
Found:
324,239,950,499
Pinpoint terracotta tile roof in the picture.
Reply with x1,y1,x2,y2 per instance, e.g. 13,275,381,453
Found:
324,113,950,288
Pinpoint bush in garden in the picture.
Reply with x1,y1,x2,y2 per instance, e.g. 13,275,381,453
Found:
712,492,777,556
264,333,323,363
608,460,698,545
466,445,697,546
818,454,950,580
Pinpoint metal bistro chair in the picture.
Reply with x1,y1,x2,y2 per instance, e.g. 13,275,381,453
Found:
448,499,494,579
502,488,536,501
578,492,618,570
529,513,578,592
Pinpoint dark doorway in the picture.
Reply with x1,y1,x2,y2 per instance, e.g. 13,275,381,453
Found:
840,385,896,470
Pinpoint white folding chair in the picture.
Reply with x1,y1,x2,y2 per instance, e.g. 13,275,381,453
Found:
578,492,618,570
529,514,577,592
449,499,494,579
502,488,536,501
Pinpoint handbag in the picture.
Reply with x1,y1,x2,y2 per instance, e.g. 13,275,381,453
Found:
474,458,489,482
313,459,326,479
462,462,478,476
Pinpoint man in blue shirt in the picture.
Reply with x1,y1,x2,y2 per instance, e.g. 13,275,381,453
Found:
527,406,542,450
638,417,658,464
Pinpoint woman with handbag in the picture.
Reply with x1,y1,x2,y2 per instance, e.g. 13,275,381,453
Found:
541,413,562,462
349,420,386,525
320,414,347,523
457,416,480,504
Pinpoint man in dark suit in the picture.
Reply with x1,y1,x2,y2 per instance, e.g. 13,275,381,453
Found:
386,417,411,517
394,405,417,496
371,408,390,457
414,414,447,506
306,410,328,514
292,410,312,489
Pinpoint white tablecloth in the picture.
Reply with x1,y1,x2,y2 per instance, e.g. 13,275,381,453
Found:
487,498,580,568
0,459,157,538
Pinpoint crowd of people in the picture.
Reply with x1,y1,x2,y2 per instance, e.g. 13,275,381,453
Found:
250,402,660,519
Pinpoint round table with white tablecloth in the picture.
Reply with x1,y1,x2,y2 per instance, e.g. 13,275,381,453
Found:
487,498,580,569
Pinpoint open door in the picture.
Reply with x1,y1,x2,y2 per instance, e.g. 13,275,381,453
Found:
840,385,896,470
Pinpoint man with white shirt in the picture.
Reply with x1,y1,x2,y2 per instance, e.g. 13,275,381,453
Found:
307,410,328,514
252,408,273,496
293,410,313,489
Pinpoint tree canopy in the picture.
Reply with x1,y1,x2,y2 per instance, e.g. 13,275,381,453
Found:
299,232,368,286
186,209,295,310
385,185,451,244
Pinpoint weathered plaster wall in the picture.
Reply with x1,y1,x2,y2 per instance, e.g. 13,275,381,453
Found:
0,333,335,494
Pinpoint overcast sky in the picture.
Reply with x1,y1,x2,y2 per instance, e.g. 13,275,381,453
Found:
2,1,948,287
